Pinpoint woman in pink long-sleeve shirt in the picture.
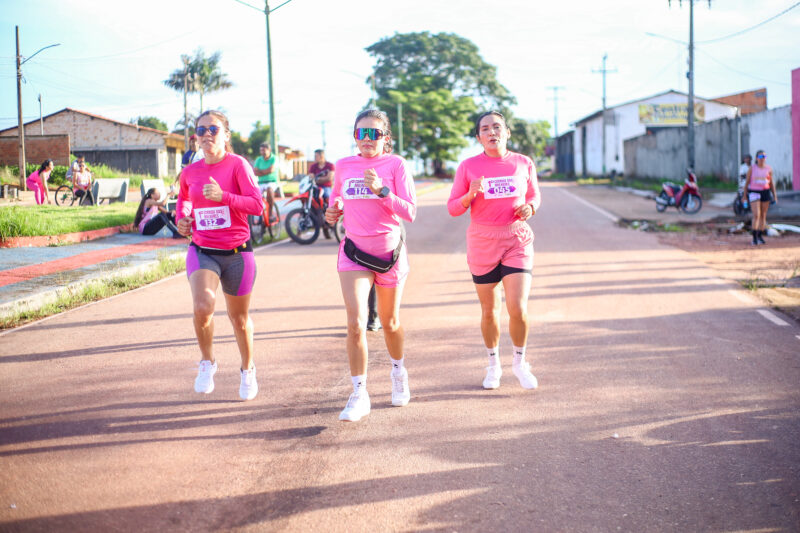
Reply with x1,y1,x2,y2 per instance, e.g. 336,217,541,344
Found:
325,109,417,422
176,110,264,401
447,111,541,392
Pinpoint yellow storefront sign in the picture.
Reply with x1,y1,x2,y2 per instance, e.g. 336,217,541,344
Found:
638,103,705,125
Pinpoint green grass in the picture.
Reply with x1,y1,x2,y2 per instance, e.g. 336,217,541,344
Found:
0,203,136,239
0,252,185,329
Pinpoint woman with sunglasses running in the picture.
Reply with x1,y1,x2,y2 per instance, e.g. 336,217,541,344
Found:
176,110,264,400
744,149,777,245
448,111,541,391
324,109,417,422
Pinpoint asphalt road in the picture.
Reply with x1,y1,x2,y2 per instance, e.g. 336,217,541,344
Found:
1,184,799,532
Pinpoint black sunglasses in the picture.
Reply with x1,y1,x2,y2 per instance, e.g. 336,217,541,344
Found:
196,125,222,137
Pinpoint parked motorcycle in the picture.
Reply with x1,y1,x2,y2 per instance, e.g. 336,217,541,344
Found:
732,170,751,217
284,174,344,245
655,168,702,214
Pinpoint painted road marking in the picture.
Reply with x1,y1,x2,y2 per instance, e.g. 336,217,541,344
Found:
728,290,754,304
0,238,183,287
557,188,619,223
757,309,789,326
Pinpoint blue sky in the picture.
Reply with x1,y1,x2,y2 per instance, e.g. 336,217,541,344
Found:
2,0,799,164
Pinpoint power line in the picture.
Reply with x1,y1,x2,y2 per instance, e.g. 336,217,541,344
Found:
698,1,800,43
696,49,791,86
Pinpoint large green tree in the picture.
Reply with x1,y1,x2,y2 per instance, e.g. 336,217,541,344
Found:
247,121,271,156
366,32,515,175
508,118,551,160
164,49,233,113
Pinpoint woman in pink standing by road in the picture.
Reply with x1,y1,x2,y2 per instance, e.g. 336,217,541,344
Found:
176,110,264,401
324,109,417,422
447,111,541,391
26,159,54,205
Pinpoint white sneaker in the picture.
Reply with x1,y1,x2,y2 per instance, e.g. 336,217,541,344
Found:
194,360,217,394
512,361,539,389
483,365,502,389
339,391,371,422
239,367,258,400
391,367,410,407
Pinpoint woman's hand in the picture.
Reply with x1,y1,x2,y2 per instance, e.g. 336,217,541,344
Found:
514,203,535,221
177,216,194,237
461,178,484,208
202,177,223,202
325,206,343,226
363,168,383,195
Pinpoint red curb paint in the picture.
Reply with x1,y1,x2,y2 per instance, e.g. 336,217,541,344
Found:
0,238,185,288
0,225,136,248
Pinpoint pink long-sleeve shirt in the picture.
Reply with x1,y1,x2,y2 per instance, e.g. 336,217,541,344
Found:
331,153,416,254
177,153,263,249
447,151,541,226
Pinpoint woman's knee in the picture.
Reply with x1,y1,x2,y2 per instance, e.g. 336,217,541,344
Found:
227,311,251,332
380,314,401,333
193,295,215,321
347,318,366,339
507,304,528,323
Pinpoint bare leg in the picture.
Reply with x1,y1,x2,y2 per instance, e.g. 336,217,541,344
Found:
375,280,406,360
759,201,770,232
224,292,254,370
474,282,502,349
502,273,532,347
189,269,220,362
339,270,375,376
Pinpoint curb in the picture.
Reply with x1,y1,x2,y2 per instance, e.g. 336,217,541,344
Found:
1,224,135,248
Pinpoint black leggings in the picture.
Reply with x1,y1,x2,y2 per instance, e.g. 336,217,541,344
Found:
142,212,180,236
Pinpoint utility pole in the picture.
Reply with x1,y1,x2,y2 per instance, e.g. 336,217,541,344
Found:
38,94,43,135
16,26,26,189
593,53,617,177
265,0,277,154
319,120,327,151
547,86,565,138
182,56,190,151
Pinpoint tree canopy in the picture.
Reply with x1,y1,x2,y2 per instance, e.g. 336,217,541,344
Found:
132,116,168,132
366,32,555,174
164,49,233,114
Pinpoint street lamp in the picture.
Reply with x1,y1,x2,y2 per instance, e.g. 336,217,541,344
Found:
15,25,59,189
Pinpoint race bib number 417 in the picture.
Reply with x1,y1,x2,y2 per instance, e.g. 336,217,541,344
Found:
483,176,520,199
343,178,378,200
194,206,232,230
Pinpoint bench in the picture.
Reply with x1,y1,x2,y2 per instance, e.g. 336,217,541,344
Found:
91,178,128,204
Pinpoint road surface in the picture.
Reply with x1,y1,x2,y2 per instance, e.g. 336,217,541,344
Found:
1,184,798,532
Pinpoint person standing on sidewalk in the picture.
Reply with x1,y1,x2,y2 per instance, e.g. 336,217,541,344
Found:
447,110,541,391
176,110,265,401
26,159,53,205
324,109,417,422
745,150,777,245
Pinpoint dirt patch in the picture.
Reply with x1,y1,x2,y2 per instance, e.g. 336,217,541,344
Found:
656,226,800,324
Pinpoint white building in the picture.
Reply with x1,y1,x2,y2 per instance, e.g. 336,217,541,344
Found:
572,90,738,176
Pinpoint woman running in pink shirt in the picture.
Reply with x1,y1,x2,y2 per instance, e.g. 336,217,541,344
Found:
176,110,264,401
325,109,417,422
448,111,541,391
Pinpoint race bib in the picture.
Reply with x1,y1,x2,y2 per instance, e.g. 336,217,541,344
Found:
194,206,232,230
483,176,521,199
343,178,379,200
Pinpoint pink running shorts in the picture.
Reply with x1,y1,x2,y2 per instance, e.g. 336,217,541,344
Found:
466,221,534,277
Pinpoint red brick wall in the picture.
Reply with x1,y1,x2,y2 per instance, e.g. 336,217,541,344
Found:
0,135,70,167
714,89,767,116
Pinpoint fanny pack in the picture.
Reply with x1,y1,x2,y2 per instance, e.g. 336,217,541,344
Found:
343,237,403,274
191,240,252,256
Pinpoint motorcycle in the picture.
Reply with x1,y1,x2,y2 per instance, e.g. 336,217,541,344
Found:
284,173,344,245
732,170,751,217
655,168,703,214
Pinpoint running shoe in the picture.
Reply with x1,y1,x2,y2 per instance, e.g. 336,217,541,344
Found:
391,367,410,407
482,365,502,390
512,361,539,389
239,367,258,400
367,314,382,331
194,360,217,394
339,391,371,422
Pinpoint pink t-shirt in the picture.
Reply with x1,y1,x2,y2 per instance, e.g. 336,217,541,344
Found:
447,151,541,226
749,164,772,191
138,205,159,233
177,153,263,249
330,153,416,254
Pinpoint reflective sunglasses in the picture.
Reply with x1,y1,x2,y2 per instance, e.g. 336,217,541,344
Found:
354,127,386,141
756,154,766,159
196,125,222,137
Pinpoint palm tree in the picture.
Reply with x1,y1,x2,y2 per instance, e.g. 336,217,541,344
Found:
163,49,233,114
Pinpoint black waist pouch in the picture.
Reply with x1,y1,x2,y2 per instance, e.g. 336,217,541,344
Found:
191,240,252,256
343,237,403,274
